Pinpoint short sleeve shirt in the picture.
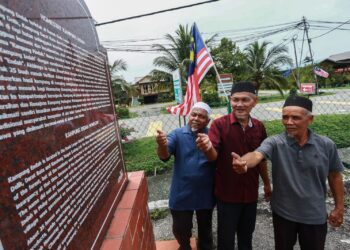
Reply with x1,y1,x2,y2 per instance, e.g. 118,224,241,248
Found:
209,113,267,203
257,130,344,224
166,125,216,210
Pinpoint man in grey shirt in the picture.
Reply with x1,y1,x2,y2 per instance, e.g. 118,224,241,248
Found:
232,95,344,250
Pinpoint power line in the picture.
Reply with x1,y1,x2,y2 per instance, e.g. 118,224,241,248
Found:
310,18,350,39
95,0,219,26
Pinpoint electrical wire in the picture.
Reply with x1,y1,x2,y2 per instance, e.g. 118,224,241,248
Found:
95,0,219,26
310,18,350,39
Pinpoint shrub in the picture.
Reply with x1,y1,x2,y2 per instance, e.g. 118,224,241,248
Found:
157,92,174,103
119,124,136,139
116,106,130,119
202,92,225,107
150,208,169,220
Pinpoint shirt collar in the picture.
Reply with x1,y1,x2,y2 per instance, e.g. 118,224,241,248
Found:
229,113,253,128
285,128,315,146
183,125,208,134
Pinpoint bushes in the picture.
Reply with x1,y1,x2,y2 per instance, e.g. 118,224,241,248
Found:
116,106,137,119
157,92,174,103
116,106,130,119
264,114,350,148
202,92,226,107
119,124,135,140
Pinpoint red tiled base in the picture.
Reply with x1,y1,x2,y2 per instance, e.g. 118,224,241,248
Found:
101,171,156,250
156,238,197,250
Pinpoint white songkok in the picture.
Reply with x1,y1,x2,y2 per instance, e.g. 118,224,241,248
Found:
191,102,212,118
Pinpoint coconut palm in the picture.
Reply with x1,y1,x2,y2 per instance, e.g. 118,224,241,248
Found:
110,59,127,83
152,24,192,84
244,41,293,96
109,59,138,105
152,23,217,95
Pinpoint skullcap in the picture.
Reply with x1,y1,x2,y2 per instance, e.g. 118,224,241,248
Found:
231,81,257,95
191,102,212,117
283,95,313,112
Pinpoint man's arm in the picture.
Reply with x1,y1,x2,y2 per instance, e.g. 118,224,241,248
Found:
232,151,265,173
156,129,170,160
196,133,217,161
258,160,272,201
327,171,344,227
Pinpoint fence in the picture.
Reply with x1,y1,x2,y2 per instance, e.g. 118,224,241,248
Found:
117,88,350,141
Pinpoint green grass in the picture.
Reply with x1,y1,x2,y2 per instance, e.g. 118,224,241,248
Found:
122,136,174,175
119,111,138,119
123,114,350,175
258,94,285,103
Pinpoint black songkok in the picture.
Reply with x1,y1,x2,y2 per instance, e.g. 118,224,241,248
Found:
283,95,313,112
231,81,257,95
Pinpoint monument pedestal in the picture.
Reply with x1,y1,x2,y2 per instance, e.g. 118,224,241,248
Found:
101,171,156,250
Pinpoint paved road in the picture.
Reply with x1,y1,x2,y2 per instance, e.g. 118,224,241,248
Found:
119,89,350,139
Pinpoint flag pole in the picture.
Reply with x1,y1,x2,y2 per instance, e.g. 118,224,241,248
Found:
197,25,230,113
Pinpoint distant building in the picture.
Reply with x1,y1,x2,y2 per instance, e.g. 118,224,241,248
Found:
321,51,350,73
134,75,172,104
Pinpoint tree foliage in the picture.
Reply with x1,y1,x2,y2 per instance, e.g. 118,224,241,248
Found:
152,24,192,85
109,59,139,105
243,41,293,96
210,38,246,79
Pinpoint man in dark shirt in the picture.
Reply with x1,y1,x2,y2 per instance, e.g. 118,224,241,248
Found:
197,81,271,250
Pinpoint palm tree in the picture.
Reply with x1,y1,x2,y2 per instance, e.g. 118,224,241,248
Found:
110,59,127,84
109,59,138,105
152,24,192,84
243,41,293,96
152,24,217,99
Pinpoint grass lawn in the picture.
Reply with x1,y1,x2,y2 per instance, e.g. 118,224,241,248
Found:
122,114,350,175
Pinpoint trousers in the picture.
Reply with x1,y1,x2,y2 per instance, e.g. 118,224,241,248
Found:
170,209,213,250
217,201,257,250
273,212,327,250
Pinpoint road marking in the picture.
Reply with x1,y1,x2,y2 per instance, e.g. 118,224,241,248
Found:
211,114,223,120
317,101,350,105
265,107,282,113
340,239,350,244
146,121,162,136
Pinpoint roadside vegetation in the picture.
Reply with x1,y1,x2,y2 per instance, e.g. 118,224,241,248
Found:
122,114,350,176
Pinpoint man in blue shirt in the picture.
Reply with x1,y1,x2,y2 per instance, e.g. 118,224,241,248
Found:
156,102,215,250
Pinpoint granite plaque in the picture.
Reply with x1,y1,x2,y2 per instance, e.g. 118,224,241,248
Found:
0,0,128,249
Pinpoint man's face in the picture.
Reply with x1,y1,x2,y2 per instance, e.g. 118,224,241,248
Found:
188,108,210,132
230,92,257,120
282,106,313,138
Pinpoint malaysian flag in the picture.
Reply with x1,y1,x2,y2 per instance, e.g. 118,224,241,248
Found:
167,23,214,116
313,66,329,78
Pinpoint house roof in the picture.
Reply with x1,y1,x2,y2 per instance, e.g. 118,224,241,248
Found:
134,74,169,85
322,51,350,65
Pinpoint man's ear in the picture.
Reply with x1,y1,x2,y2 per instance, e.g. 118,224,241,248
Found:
309,115,314,124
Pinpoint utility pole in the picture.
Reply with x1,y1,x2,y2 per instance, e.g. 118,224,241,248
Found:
292,36,300,88
303,16,319,94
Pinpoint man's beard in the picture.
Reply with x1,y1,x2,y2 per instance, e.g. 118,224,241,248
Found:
191,127,198,132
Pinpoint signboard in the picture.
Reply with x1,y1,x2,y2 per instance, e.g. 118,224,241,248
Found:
300,83,316,94
217,73,233,97
0,1,127,249
172,70,183,104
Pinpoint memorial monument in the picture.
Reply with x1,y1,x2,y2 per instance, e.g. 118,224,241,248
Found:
0,1,138,249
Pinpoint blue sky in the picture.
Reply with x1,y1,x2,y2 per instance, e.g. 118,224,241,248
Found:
85,0,350,82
